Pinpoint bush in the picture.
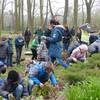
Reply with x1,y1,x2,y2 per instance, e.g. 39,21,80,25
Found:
66,77,100,100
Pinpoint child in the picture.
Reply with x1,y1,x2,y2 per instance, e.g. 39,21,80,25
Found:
37,36,50,61
27,62,58,95
31,35,39,60
0,70,24,100
67,44,88,63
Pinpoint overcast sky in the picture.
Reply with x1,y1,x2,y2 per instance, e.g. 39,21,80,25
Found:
2,0,100,15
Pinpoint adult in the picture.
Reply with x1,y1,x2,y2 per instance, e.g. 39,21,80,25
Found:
7,35,13,67
15,33,24,65
24,27,32,49
0,36,8,64
62,25,70,51
45,19,69,68
76,27,82,43
88,37,100,55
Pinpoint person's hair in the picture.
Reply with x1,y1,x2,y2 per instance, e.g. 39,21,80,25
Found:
50,19,59,25
0,67,6,74
7,70,19,83
45,62,54,73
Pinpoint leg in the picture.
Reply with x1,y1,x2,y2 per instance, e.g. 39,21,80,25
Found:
13,84,23,100
28,80,34,95
16,47,20,65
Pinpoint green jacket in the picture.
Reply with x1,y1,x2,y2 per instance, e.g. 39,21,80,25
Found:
31,39,38,48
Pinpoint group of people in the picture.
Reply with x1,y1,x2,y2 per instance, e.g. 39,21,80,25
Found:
0,19,100,100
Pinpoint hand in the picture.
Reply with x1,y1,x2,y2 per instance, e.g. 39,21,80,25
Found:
39,83,44,88
41,36,47,40
55,84,60,90
72,58,77,62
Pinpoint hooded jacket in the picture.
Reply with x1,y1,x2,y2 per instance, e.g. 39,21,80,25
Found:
0,40,8,59
70,44,88,60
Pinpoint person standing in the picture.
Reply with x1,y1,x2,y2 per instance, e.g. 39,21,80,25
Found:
0,36,8,64
24,27,32,49
45,19,69,68
7,35,13,67
15,33,24,65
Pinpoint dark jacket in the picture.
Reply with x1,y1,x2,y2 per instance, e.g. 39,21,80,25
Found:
7,38,13,54
0,41,8,59
62,29,70,43
24,30,32,42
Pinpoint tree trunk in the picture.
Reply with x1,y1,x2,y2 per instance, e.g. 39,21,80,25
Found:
1,0,5,30
86,2,91,24
27,0,32,31
85,0,95,24
82,0,85,24
63,0,68,25
40,0,44,30
15,0,18,32
48,0,54,18
44,0,49,30
73,0,78,29
18,0,21,31
32,0,36,33
21,0,24,33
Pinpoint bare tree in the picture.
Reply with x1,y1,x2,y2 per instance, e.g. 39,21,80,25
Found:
21,0,24,33
48,0,54,18
85,0,95,24
82,0,85,24
40,0,44,30
1,0,6,30
0,0,1,36
32,0,36,32
63,0,69,25
43,0,49,30
15,0,18,32
18,0,21,30
27,0,33,31
73,0,78,28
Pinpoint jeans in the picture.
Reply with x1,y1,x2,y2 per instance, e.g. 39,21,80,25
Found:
63,42,70,51
0,58,6,64
16,47,22,65
3,84,23,100
7,54,13,67
50,47,69,68
28,80,34,95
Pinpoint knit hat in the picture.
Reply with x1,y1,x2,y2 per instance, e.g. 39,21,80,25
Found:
79,44,88,52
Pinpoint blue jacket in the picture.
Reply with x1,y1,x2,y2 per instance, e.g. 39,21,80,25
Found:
46,27,64,57
29,63,57,86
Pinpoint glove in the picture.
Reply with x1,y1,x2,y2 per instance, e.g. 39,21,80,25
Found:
41,36,47,40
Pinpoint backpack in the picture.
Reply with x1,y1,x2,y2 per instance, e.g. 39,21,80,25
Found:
15,37,24,47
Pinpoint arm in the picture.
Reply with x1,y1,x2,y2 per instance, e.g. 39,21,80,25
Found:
47,29,62,43
50,72,57,86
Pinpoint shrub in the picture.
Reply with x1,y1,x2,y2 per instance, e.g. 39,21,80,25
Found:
66,77,100,100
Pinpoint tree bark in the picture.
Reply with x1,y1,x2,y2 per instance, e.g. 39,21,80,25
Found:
15,0,18,32
48,0,54,18
21,0,24,33
32,0,36,32
27,0,33,31
63,0,68,25
73,0,78,29
85,0,95,24
1,0,5,30
40,0,44,30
